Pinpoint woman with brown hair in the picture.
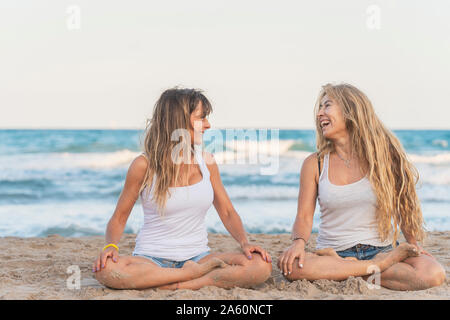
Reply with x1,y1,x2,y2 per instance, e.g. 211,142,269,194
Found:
92,88,272,290
278,83,446,290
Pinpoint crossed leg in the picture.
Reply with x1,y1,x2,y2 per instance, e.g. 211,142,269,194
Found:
363,252,446,290
288,244,446,290
280,243,420,282
94,255,227,289
314,246,446,290
158,252,273,290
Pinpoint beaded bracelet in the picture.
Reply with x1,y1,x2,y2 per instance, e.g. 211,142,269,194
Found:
292,237,306,244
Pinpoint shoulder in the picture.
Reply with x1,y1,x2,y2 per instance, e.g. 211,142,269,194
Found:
134,153,149,168
127,154,149,180
300,152,321,181
302,152,320,169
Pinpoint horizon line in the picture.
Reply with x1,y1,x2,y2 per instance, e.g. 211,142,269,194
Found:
1,126,450,131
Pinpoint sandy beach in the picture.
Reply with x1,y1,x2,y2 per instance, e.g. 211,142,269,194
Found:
0,232,448,300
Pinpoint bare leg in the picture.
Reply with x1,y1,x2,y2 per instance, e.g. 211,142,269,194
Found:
365,252,446,290
94,256,227,289
158,252,272,290
282,243,419,281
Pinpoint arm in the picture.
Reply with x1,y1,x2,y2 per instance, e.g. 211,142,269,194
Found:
401,224,432,257
401,228,417,246
105,155,148,245
93,155,148,272
291,153,320,243
279,153,320,275
204,152,271,262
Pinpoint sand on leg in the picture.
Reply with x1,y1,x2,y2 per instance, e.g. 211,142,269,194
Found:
361,252,446,290
94,255,227,289
158,252,273,290
281,243,419,281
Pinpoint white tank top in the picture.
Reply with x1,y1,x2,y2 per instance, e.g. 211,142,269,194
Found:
133,148,213,261
316,153,392,251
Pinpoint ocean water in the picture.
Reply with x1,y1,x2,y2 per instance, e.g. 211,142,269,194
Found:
0,129,449,238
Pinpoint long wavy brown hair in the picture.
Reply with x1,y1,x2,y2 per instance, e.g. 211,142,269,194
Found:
139,87,212,215
314,83,426,245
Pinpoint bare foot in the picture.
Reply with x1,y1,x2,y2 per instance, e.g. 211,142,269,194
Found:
344,257,358,261
315,248,358,260
157,258,228,290
391,243,419,259
315,248,341,258
378,243,419,271
182,258,227,280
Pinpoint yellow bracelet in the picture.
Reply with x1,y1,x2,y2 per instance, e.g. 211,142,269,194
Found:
103,243,119,252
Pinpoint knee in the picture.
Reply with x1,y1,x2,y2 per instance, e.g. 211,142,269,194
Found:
94,260,125,289
423,264,446,288
284,265,306,281
277,257,305,281
413,261,446,290
93,261,113,285
244,253,272,283
284,269,299,281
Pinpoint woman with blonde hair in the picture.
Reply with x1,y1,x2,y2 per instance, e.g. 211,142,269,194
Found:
93,88,272,290
279,83,446,290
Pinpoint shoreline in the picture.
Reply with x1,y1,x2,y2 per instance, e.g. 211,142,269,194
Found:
0,232,448,300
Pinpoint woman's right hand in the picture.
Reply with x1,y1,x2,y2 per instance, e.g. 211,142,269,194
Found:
92,246,119,273
279,240,306,276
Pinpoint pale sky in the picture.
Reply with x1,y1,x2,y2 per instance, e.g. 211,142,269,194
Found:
1,0,449,129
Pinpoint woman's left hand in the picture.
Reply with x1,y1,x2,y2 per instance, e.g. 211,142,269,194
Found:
412,243,433,258
241,243,272,263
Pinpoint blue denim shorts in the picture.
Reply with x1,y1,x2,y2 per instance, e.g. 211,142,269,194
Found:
336,242,399,260
132,251,211,268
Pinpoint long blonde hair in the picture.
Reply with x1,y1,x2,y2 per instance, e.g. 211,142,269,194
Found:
139,87,212,215
314,83,426,245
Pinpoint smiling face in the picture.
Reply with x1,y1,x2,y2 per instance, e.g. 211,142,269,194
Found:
317,94,348,139
190,102,211,145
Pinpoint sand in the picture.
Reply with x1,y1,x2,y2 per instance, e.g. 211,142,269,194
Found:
0,232,448,300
